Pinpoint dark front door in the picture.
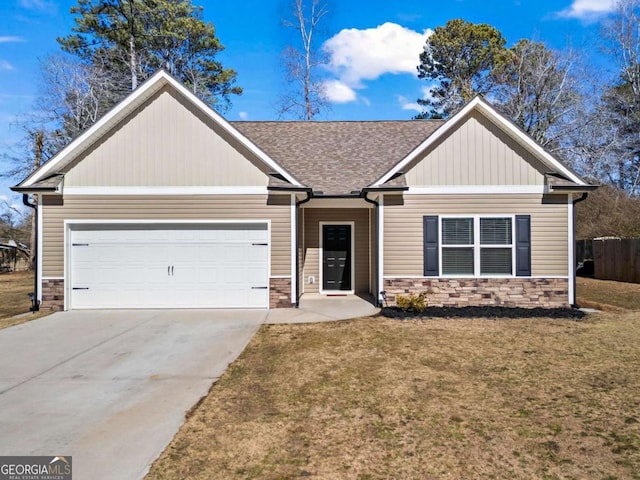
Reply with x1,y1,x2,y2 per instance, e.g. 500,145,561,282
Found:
322,224,352,291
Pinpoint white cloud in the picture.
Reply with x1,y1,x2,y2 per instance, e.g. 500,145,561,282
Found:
322,79,357,103
0,60,14,71
323,23,432,86
238,111,249,120
556,0,617,19
397,95,422,112
19,0,56,12
0,36,24,43
397,86,436,113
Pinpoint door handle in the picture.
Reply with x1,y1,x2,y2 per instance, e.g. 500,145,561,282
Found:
171,266,174,276
168,266,170,276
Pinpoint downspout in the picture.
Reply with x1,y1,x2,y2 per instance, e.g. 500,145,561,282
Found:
362,191,382,307
295,189,313,307
572,192,589,307
22,194,40,311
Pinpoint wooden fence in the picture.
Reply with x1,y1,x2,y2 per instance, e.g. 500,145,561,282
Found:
593,238,640,283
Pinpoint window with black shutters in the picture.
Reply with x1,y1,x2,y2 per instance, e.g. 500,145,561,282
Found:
438,216,515,276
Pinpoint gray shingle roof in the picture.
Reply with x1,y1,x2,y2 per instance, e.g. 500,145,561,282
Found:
232,120,444,195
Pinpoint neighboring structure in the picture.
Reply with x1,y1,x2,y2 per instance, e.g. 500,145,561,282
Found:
12,71,596,311
0,239,29,272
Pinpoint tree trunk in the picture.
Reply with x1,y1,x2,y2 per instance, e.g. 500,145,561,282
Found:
130,33,137,90
29,130,44,272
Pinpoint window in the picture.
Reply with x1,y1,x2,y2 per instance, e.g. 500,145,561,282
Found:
441,216,514,276
480,218,512,275
442,218,474,275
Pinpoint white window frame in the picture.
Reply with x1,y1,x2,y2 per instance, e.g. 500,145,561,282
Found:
439,214,516,278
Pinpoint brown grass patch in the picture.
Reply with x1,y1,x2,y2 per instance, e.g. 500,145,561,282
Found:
0,272,50,329
147,312,640,480
577,277,640,311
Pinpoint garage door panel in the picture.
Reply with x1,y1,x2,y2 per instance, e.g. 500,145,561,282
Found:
69,223,271,309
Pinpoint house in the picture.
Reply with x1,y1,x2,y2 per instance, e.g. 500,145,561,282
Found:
12,70,596,311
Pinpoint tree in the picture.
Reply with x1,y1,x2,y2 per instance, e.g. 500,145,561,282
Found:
576,183,640,238
493,39,583,152
58,0,241,110
278,0,330,120
596,0,640,195
416,19,509,118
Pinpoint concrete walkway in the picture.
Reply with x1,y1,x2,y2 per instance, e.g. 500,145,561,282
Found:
265,294,380,324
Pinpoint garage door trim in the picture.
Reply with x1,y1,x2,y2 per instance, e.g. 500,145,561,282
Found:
64,219,272,310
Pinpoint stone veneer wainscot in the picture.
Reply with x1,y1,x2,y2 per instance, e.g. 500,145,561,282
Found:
383,278,569,308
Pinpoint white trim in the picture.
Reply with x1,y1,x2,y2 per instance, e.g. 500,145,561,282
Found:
384,275,570,279
63,219,272,310
372,96,587,187
378,195,384,304
568,195,575,305
21,70,302,188
290,194,297,304
37,194,42,304
42,276,64,280
319,221,355,295
406,185,546,195
63,186,269,196
63,219,68,311
64,219,270,225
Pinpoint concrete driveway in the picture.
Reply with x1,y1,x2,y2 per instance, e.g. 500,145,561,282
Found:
0,309,265,480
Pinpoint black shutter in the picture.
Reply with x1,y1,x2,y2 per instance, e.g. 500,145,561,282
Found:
515,215,531,276
423,215,439,276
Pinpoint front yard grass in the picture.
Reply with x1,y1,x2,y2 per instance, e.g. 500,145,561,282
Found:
0,272,49,330
147,311,640,480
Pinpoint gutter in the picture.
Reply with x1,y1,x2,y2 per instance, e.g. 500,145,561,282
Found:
21,194,40,312
571,192,590,307
362,186,409,193
549,185,599,193
294,189,313,307
362,191,382,307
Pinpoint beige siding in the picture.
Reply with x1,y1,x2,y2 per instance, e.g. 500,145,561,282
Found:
64,87,268,187
302,208,370,294
405,111,547,186
384,194,568,277
41,194,290,277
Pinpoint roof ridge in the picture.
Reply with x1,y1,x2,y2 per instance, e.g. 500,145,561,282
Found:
230,119,445,124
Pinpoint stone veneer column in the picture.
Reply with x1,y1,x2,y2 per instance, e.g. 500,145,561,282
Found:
269,278,293,308
41,279,65,311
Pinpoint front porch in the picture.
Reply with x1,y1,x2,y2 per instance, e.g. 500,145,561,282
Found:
298,205,378,302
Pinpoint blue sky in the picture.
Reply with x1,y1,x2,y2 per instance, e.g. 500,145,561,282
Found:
0,0,619,208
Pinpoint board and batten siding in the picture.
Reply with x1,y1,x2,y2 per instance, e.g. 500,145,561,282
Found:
302,208,371,294
41,194,291,278
64,86,268,188
384,194,568,277
405,111,547,186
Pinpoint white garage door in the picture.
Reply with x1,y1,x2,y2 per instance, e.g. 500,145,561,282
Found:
69,223,269,309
